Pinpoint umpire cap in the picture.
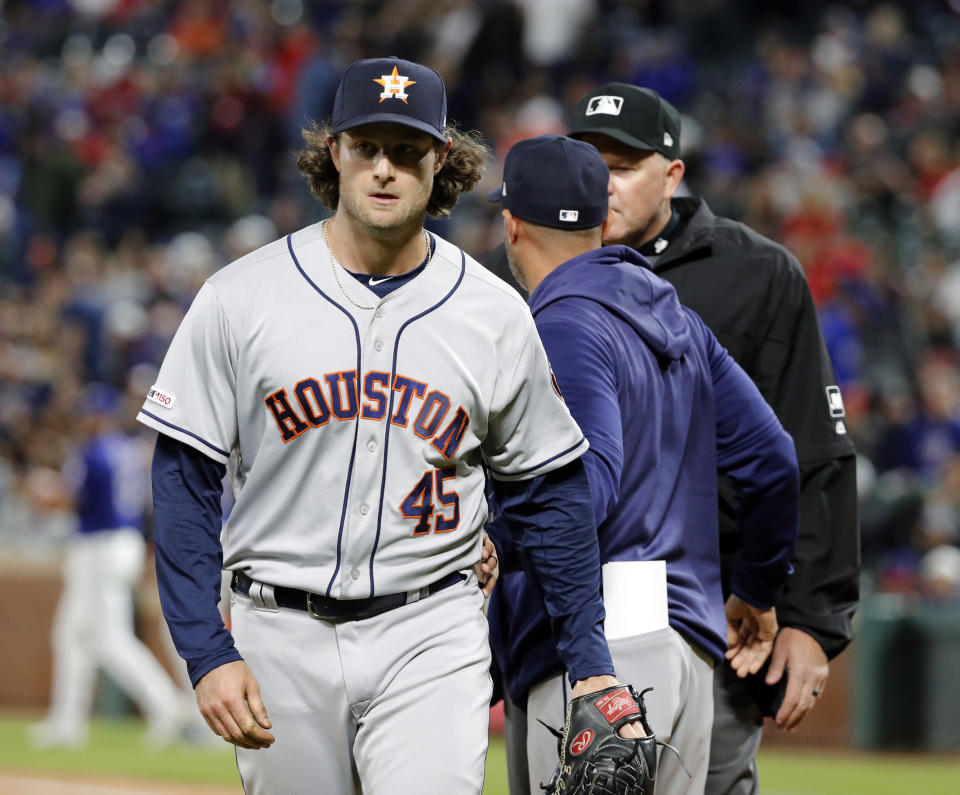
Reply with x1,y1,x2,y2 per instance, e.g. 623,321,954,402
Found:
569,83,681,159
487,135,609,230
332,57,448,144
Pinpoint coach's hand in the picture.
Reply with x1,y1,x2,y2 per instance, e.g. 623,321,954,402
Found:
195,660,275,750
571,675,646,739
476,530,500,598
766,627,829,731
724,594,778,677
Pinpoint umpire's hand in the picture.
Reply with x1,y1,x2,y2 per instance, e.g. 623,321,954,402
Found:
765,627,829,731
195,660,275,749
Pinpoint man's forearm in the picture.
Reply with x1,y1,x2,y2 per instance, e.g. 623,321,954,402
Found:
774,454,859,658
152,434,240,685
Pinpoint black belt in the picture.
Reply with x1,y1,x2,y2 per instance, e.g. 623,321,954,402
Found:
231,570,466,622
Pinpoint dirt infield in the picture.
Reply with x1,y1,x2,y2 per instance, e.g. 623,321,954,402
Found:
0,771,242,794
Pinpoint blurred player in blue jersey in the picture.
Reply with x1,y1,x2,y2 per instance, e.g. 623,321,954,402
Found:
29,384,191,748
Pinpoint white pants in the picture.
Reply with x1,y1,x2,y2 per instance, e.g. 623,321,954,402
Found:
525,627,714,795
231,573,492,795
42,529,184,737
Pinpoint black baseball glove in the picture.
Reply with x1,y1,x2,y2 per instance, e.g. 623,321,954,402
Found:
541,684,658,795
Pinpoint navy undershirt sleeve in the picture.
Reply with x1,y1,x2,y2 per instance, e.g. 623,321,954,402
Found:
490,458,613,685
152,434,242,686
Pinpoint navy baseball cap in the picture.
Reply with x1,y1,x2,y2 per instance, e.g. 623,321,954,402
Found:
332,57,448,144
569,83,681,159
487,135,609,230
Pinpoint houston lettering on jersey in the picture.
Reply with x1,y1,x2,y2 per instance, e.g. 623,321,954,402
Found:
265,370,470,459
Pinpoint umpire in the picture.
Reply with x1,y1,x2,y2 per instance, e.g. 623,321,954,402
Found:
566,84,860,794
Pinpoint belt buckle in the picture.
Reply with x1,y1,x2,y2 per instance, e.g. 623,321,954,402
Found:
306,592,325,620
249,581,279,612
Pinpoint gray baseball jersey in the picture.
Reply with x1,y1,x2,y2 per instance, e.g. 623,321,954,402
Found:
137,222,587,598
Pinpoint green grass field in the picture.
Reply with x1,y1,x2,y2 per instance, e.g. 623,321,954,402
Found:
1,713,959,794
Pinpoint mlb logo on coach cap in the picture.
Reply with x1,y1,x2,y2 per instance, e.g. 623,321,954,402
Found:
332,57,448,143
488,135,608,231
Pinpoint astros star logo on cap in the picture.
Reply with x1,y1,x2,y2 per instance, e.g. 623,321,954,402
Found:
374,65,416,104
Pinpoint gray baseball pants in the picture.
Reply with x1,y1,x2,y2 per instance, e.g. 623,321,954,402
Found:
705,663,764,795
520,626,714,795
230,574,491,794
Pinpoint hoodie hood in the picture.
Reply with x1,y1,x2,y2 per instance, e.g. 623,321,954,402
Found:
528,245,690,360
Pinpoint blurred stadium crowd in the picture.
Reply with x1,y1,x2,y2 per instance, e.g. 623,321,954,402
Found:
2,0,960,601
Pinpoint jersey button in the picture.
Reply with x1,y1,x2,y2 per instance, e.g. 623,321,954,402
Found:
359,503,369,515
367,440,377,452
374,340,384,352
375,308,384,319
350,568,360,580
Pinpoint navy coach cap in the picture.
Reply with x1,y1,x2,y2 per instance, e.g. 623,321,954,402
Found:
569,83,681,159
332,57,448,143
488,135,609,230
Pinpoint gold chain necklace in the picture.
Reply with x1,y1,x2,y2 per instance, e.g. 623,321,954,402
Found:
323,220,431,311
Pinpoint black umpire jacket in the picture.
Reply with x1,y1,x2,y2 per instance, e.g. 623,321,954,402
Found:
650,196,859,672
482,196,860,711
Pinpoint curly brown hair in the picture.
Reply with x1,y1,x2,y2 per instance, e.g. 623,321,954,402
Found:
297,121,490,217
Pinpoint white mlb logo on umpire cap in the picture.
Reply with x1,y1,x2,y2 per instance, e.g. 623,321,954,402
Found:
586,96,624,116
559,209,579,222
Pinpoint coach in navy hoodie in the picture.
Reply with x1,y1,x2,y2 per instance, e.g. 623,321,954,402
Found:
485,135,801,795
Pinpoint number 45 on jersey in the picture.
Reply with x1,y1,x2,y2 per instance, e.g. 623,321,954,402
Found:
401,467,459,535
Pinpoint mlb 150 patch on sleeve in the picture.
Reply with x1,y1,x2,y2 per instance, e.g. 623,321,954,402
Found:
147,386,176,409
